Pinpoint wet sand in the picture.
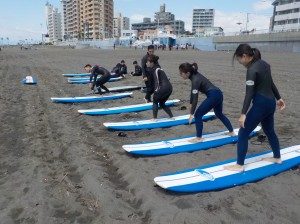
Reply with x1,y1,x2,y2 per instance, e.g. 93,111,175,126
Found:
0,46,299,224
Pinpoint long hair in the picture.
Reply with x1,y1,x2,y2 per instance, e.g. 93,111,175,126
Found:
179,62,198,74
232,44,261,64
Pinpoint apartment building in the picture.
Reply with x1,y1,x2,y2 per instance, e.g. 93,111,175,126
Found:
113,12,130,38
272,0,300,31
45,2,62,43
192,9,214,33
60,0,114,41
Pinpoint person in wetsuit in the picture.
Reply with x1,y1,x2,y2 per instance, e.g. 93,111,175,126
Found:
131,61,142,76
179,62,235,143
110,63,122,78
141,45,160,103
225,44,286,172
119,60,127,76
84,64,111,94
146,55,174,121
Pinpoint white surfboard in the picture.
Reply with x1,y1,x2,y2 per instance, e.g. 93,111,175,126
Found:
103,112,215,130
154,145,300,192
123,127,261,155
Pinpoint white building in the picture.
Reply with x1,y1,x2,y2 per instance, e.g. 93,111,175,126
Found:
272,0,300,31
45,2,62,43
113,12,130,38
192,9,215,33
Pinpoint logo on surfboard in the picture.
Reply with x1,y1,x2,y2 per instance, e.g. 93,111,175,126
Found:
195,169,215,181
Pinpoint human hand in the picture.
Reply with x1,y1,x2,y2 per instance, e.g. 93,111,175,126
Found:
239,114,246,128
188,114,194,124
277,99,286,110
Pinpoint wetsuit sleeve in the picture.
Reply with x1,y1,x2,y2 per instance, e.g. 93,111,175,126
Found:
271,79,281,100
241,69,256,114
90,67,97,90
124,65,127,74
190,79,200,115
141,56,147,78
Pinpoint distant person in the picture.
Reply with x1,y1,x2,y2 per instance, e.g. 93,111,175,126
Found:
179,62,235,143
110,63,123,78
131,61,142,76
141,45,160,103
147,55,174,121
225,44,286,172
84,64,111,94
119,60,127,76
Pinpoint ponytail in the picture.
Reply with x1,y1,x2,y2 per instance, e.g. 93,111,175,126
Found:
179,62,198,74
232,44,261,64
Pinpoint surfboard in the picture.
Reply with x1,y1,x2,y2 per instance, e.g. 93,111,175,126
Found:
103,112,215,130
51,92,132,103
22,76,37,85
62,73,91,77
78,99,180,115
123,127,261,156
154,145,300,192
68,77,122,83
87,86,143,94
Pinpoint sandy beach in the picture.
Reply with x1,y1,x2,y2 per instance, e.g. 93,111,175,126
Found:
0,45,299,224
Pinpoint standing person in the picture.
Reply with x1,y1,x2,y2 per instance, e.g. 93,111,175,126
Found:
225,44,286,172
131,61,142,76
84,64,111,94
179,62,235,143
141,45,160,103
146,55,174,121
119,60,127,77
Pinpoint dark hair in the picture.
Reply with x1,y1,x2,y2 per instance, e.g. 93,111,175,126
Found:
179,62,198,74
116,63,121,67
84,64,92,68
233,44,261,63
148,45,155,50
121,60,125,63
133,60,137,64
147,54,159,64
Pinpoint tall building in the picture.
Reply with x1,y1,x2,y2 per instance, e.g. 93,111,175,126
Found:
132,4,185,35
271,0,300,31
192,9,215,33
113,12,130,38
60,0,67,40
45,2,62,43
60,0,114,41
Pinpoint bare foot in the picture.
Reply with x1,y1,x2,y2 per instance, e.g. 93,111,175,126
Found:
168,117,175,120
224,131,236,137
224,164,244,172
188,137,202,143
144,98,149,103
151,118,157,122
262,157,282,164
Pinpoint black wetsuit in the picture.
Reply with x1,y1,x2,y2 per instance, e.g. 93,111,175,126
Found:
89,65,111,94
119,64,127,76
152,66,173,119
189,72,233,137
141,53,160,101
132,65,142,76
237,59,282,165
110,65,122,78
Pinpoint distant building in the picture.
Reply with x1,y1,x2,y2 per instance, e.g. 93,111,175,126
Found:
192,9,215,33
59,0,114,41
195,27,224,37
271,0,300,31
45,2,62,43
131,4,185,35
113,12,130,38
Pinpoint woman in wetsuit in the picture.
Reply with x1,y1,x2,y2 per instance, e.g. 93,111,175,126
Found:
225,44,286,172
179,62,235,143
84,64,111,94
146,55,174,121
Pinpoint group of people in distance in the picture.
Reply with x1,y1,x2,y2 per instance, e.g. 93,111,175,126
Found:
84,43,286,172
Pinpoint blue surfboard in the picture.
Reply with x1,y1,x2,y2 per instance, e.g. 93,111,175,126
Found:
22,76,37,85
103,112,215,130
78,99,180,115
62,73,91,77
154,145,300,192
123,127,261,156
51,92,132,103
68,77,122,84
